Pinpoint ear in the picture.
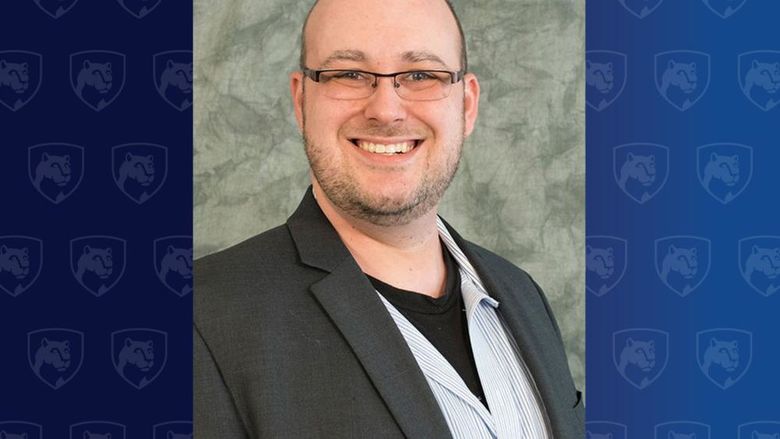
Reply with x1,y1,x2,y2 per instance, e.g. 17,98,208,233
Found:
463,72,480,138
290,71,305,134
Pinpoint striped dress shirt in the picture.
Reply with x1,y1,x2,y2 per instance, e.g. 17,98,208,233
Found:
376,218,551,439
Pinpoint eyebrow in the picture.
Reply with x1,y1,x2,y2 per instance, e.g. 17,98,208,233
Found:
400,51,448,68
318,49,450,69
320,50,367,68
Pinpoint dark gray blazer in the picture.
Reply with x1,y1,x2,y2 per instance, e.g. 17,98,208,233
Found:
195,188,584,438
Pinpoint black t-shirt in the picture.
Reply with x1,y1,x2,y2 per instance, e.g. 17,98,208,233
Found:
367,244,488,408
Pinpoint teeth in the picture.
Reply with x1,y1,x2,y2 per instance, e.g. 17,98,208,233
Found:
356,140,416,155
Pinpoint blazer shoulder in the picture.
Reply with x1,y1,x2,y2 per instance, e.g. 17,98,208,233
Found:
196,224,294,285
194,225,307,323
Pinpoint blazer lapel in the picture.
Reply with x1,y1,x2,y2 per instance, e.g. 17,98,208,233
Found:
287,189,452,439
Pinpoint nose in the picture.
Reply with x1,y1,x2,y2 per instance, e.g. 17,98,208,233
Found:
362,76,407,124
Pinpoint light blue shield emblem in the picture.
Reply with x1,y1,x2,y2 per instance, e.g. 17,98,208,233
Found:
655,421,711,439
613,328,669,389
28,143,84,204
27,328,84,390
655,51,711,111
738,421,780,439
111,328,168,389
697,328,752,389
32,0,80,18
618,0,664,18
153,421,193,439
697,143,753,204
613,143,669,204
111,143,168,204
154,236,193,297
0,235,43,298
586,51,627,111
153,51,192,111
655,236,711,297
738,51,780,112
70,236,126,297
586,235,627,297
70,50,126,111
0,421,43,439
738,236,780,297
115,0,163,18
0,50,42,111
586,421,628,439
70,421,127,439
701,0,748,18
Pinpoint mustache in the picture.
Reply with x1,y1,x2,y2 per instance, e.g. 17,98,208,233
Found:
345,125,427,139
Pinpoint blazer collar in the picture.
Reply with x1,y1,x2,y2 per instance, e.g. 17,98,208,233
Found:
286,187,452,439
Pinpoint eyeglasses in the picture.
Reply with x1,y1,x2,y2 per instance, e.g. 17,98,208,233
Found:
301,68,465,101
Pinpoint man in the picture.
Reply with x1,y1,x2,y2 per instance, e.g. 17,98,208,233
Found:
195,0,584,437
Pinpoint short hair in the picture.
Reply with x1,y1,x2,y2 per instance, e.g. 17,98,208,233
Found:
299,0,468,72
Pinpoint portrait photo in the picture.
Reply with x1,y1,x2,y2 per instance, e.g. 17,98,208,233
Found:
194,0,584,437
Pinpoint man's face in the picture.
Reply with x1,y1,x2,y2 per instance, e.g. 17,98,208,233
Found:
291,0,479,226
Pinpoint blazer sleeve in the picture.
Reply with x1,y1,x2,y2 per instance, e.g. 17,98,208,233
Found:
194,324,250,439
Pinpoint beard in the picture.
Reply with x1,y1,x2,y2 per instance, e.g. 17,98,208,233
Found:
302,110,464,227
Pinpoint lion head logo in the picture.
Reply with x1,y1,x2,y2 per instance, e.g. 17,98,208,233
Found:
70,51,125,111
655,51,710,111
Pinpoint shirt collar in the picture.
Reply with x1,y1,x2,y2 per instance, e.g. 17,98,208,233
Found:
436,217,500,316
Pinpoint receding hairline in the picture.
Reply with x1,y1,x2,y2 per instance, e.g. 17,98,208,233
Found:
299,0,468,71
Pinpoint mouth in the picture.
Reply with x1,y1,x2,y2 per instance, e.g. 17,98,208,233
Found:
349,138,421,156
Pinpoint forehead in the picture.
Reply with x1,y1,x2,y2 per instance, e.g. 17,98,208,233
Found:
305,0,461,68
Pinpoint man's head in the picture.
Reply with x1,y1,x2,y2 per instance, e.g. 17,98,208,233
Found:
290,0,480,226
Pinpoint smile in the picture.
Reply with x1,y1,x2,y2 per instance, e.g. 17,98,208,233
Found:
350,139,420,155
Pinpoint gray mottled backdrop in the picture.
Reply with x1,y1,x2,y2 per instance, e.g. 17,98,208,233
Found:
195,0,585,391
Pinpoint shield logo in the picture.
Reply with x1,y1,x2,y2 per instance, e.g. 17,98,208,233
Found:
697,143,753,204
655,51,711,111
655,421,711,439
70,421,126,439
586,421,628,439
0,421,43,439
153,51,193,111
28,143,84,204
70,236,126,297
32,0,79,18
111,328,168,389
738,422,780,439
0,50,42,111
738,51,780,112
586,235,627,297
154,236,193,297
697,328,752,389
655,236,711,297
0,235,43,298
613,143,669,204
112,143,168,204
70,50,126,111
27,328,84,390
738,236,780,297
115,0,163,18
613,328,669,389
153,421,193,439
618,0,664,18
586,51,627,111
701,0,748,18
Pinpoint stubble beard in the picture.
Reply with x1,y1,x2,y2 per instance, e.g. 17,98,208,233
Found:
302,98,464,227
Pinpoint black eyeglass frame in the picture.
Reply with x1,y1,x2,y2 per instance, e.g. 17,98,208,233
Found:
301,67,465,88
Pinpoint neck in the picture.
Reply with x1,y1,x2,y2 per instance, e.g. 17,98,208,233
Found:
313,182,447,298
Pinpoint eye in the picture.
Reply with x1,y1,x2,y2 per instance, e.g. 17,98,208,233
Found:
406,71,438,82
332,70,367,81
